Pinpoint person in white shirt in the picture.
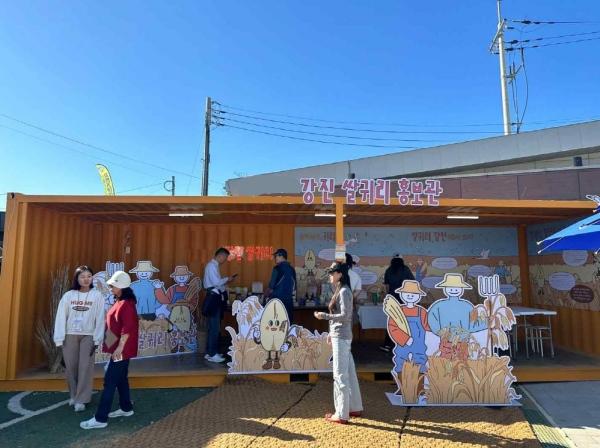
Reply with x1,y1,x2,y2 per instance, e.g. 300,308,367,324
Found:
345,253,362,302
54,266,105,412
202,248,237,363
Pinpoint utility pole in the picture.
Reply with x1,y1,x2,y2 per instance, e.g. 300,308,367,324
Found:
202,97,211,196
490,0,511,135
163,176,175,196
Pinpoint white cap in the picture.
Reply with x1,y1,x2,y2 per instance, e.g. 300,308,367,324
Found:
107,270,131,289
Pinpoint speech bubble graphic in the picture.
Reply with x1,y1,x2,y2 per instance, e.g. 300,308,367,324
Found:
562,250,588,267
570,285,595,303
549,272,576,291
431,257,458,270
468,265,492,278
317,248,336,261
359,270,379,285
500,284,517,295
421,276,444,289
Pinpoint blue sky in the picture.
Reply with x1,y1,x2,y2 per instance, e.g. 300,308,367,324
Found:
1,0,599,209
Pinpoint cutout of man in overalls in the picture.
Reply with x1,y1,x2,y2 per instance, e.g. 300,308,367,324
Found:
384,280,430,373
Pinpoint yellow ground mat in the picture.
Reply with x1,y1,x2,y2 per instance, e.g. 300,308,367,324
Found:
114,377,540,447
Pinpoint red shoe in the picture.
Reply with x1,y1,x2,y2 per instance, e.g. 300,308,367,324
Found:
349,411,363,417
324,413,348,424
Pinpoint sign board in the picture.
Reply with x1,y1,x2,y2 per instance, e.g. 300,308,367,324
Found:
300,177,443,206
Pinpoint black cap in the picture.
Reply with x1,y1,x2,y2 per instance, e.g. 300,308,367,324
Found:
273,248,288,259
345,253,356,266
326,262,346,274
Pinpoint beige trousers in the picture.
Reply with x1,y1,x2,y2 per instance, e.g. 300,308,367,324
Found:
62,334,95,404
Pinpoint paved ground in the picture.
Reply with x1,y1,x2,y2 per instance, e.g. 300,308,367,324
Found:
0,377,577,447
524,381,600,448
110,377,539,448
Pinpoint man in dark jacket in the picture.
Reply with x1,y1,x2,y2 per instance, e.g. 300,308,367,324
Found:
267,248,297,323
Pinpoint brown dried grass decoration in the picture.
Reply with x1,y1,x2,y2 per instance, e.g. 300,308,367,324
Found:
183,277,202,312
392,360,423,404
35,265,70,373
426,356,517,404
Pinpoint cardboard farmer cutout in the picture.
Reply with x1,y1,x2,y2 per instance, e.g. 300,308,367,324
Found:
384,281,429,374
154,265,202,353
129,260,162,318
383,274,519,406
226,296,332,374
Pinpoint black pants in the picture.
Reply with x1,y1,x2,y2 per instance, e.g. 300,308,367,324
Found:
95,359,133,422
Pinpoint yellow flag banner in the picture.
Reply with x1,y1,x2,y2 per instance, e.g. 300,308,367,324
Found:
95,164,116,196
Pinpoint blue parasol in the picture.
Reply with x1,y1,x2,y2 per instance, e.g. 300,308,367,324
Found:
537,195,600,254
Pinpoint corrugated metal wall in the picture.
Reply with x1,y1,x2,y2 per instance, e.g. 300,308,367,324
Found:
5,206,295,376
544,306,600,356
13,205,100,375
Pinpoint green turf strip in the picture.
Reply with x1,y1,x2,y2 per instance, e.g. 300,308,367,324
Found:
0,387,213,448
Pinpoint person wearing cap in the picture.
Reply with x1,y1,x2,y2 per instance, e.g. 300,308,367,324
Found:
314,262,363,424
266,248,297,323
380,254,415,353
203,248,237,363
428,273,487,338
54,265,105,413
80,271,139,430
383,280,430,373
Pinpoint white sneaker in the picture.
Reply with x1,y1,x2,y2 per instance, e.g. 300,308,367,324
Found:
74,403,86,412
206,354,225,363
108,409,134,418
204,354,211,360
68,399,75,406
80,417,107,429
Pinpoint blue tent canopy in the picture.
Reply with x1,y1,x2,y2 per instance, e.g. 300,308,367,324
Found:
537,210,600,254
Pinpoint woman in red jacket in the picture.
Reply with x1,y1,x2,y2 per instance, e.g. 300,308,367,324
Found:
80,271,139,429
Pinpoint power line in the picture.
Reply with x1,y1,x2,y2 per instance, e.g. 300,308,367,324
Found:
218,124,418,149
213,115,458,142
213,109,502,135
506,18,599,25
119,182,164,194
215,102,505,128
505,35,600,51
0,124,159,178
0,113,202,180
507,29,600,45
214,102,599,130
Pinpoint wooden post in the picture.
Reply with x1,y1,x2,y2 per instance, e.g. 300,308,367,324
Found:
335,197,345,261
518,224,532,307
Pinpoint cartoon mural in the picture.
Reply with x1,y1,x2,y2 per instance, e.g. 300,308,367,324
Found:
383,274,519,406
226,296,332,373
528,221,600,311
294,227,522,305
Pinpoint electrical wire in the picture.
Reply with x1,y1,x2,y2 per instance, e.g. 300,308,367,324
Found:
507,29,600,45
217,124,419,149
506,19,599,25
119,182,164,194
214,102,505,128
0,113,202,180
213,109,502,135
0,123,161,179
215,102,600,129
213,115,459,142
505,35,600,51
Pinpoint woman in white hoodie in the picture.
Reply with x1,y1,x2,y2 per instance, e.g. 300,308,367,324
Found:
54,266,105,412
